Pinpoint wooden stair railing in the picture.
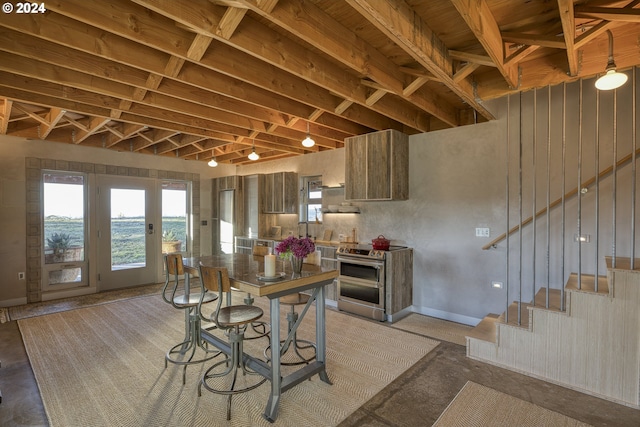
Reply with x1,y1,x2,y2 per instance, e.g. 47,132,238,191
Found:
483,146,640,250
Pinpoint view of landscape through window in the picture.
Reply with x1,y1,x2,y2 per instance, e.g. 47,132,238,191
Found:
44,177,187,274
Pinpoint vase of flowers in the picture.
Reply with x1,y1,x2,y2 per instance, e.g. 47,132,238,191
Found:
275,236,315,277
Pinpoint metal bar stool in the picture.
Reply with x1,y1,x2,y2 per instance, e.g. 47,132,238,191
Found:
161,253,220,384
264,292,317,365
197,265,267,420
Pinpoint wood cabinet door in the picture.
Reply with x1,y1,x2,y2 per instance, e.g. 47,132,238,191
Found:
345,134,367,200
272,172,284,213
283,172,298,213
366,130,392,200
262,173,274,212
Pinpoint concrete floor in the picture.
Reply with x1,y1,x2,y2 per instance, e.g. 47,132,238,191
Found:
1,295,639,426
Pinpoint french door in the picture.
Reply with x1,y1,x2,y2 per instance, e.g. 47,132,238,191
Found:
97,176,158,291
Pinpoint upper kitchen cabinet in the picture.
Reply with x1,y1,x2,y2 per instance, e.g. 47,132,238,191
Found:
344,129,409,201
261,172,298,214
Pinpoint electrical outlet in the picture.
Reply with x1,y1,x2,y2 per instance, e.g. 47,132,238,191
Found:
18,272,25,280
476,227,490,237
491,281,503,289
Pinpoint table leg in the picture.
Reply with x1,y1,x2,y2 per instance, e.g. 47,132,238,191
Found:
263,297,281,422
316,284,332,384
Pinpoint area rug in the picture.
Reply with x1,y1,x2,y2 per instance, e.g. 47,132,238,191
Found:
433,381,592,426
391,313,472,346
18,294,439,426
7,282,163,322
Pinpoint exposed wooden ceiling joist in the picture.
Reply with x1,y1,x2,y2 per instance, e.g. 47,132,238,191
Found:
0,1,638,165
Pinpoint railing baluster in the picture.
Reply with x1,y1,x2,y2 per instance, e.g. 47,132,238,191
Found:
518,92,523,325
505,94,511,324
561,83,566,312
546,85,551,309
631,68,636,271
532,88,537,306
595,85,600,290
578,80,583,290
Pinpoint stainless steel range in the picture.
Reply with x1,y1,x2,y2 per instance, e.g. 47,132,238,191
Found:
336,244,413,322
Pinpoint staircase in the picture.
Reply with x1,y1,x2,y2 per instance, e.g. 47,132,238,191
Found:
466,257,640,409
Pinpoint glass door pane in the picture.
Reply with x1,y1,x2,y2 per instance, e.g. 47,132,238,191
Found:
161,182,187,254
110,188,146,270
97,175,157,291
42,172,87,290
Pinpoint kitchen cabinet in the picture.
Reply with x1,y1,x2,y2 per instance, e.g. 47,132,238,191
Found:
344,129,408,201
261,172,298,214
385,248,413,321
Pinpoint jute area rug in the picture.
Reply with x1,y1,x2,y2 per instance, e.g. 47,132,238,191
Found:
433,381,592,427
391,313,472,346
18,293,439,427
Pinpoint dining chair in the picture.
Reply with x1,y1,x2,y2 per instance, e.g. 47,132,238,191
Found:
161,253,220,384
197,265,267,420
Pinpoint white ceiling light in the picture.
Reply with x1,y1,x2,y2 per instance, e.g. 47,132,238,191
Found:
248,140,259,161
302,121,315,148
207,149,217,167
595,30,628,91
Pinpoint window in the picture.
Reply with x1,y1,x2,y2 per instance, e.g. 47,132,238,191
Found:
42,172,88,290
301,175,322,223
162,181,189,254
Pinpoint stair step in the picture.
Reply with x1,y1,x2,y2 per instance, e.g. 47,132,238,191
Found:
565,273,609,296
497,288,564,329
466,313,499,343
605,256,640,272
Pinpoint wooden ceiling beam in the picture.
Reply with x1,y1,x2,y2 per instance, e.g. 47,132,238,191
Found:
1,10,374,138
575,6,640,23
449,50,497,68
0,99,12,134
131,0,423,131
71,116,111,144
501,32,567,49
41,108,67,138
450,0,518,90
348,0,494,121
558,0,579,76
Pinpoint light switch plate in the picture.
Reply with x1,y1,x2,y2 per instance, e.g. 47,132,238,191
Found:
476,227,490,237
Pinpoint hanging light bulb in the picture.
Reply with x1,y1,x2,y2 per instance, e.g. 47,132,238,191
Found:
248,140,259,161
595,30,628,91
207,149,218,167
302,121,315,148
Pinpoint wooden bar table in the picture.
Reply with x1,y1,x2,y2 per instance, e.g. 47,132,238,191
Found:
183,253,337,423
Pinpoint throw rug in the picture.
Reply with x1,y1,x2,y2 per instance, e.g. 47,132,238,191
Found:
19,293,439,426
433,381,593,426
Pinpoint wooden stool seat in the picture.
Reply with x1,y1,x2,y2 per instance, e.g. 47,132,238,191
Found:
217,305,263,327
173,292,217,306
280,293,310,305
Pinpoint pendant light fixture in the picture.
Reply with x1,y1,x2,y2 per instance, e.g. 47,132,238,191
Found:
302,120,315,148
207,149,218,167
248,140,259,161
595,30,628,91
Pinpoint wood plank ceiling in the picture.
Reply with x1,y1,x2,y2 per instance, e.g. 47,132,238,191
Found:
1,0,639,165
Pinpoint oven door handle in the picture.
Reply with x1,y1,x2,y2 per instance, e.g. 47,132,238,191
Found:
337,257,384,268
338,276,383,288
